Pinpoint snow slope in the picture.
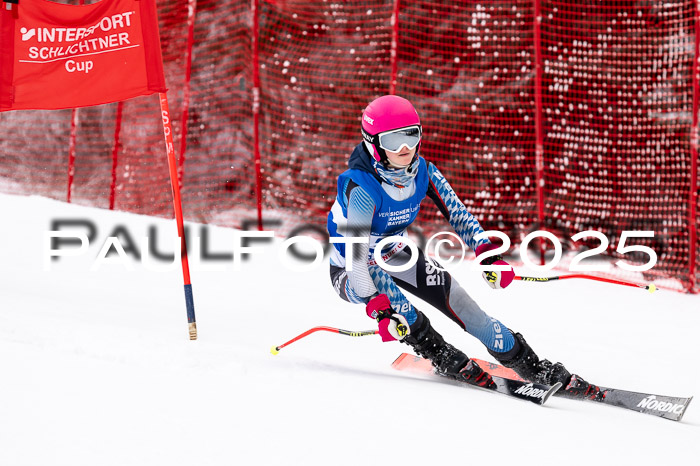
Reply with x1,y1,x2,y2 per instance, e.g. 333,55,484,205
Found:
1,192,698,466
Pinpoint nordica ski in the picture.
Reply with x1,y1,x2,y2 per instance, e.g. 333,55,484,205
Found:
471,358,693,422
392,353,561,406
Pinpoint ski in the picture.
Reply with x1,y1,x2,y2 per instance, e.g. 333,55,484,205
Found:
392,353,561,405
471,358,693,422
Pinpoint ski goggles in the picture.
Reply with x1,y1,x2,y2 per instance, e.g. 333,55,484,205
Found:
377,125,422,153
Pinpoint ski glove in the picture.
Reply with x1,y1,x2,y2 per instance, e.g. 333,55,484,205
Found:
366,294,410,342
475,243,515,289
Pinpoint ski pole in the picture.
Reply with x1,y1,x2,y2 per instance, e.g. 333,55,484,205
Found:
271,326,378,355
515,274,656,293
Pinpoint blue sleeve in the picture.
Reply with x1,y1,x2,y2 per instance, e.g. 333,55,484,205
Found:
426,162,490,252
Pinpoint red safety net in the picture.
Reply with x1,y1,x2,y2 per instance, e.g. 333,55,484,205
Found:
538,0,700,292
0,0,698,292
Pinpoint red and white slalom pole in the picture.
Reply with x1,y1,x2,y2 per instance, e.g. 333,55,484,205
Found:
160,92,197,340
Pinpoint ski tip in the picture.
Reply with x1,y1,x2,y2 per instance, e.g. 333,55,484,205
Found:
543,381,563,405
391,353,409,367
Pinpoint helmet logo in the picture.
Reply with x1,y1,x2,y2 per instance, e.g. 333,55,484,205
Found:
363,114,374,125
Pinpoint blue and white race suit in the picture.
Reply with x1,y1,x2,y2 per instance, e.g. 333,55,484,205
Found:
327,142,514,353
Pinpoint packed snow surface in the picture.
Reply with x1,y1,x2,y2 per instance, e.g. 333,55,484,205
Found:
1,193,698,466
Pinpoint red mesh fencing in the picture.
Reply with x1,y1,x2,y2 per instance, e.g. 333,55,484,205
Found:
0,0,697,292
538,0,699,291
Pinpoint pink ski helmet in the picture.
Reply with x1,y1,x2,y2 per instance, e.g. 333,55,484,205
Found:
361,95,422,167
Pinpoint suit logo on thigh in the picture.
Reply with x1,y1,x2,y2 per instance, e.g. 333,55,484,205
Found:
425,261,444,286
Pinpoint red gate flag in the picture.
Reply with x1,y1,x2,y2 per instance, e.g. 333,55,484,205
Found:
0,0,166,111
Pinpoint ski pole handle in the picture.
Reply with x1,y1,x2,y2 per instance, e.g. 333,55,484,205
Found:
515,274,656,293
271,326,378,354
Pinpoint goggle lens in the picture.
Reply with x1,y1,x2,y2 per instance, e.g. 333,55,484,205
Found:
378,126,421,152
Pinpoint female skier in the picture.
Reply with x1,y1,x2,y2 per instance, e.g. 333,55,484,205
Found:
327,95,598,397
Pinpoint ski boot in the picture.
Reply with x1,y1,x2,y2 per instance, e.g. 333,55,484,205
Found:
488,332,603,400
404,313,495,388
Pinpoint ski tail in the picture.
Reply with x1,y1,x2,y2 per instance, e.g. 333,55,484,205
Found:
602,390,692,422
